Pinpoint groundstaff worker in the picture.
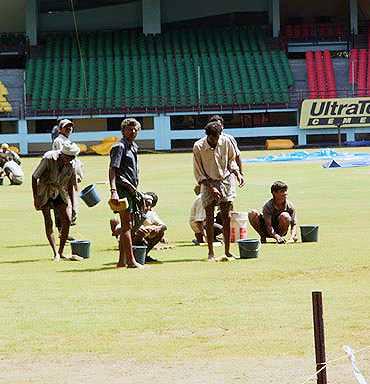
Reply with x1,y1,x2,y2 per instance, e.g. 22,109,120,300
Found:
109,118,143,269
32,142,80,261
193,121,243,262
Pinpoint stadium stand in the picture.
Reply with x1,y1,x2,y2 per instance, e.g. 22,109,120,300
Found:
281,22,346,42
305,50,337,99
25,26,294,113
348,48,370,96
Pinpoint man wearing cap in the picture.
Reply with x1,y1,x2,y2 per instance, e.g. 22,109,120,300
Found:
52,119,84,230
32,142,81,261
0,143,23,185
109,118,143,268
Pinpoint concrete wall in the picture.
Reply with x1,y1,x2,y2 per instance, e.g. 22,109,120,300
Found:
281,0,347,21
39,0,268,32
162,0,268,23
39,2,142,32
0,0,26,32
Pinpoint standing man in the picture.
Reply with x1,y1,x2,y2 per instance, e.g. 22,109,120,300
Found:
248,181,298,244
207,115,245,187
32,142,80,261
109,118,143,269
52,119,83,229
193,121,243,261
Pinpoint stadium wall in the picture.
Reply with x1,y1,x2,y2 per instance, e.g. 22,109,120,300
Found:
38,0,268,32
0,0,25,32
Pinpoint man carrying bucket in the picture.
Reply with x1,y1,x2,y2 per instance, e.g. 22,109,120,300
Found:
248,181,298,244
109,118,143,269
32,142,81,261
193,121,243,261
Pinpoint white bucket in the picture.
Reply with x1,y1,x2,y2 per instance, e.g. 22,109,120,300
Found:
230,211,248,242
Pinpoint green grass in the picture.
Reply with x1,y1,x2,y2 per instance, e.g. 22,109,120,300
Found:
0,150,370,362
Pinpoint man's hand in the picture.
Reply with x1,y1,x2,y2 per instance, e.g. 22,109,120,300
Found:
238,173,245,188
275,234,286,244
287,235,298,243
211,186,221,200
110,190,119,204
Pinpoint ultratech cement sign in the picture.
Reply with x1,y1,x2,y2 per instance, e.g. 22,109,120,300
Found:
300,97,370,129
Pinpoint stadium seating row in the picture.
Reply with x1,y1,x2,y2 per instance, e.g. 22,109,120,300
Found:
26,26,294,111
348,48,370,97
0,81,12,113
305,50,337,99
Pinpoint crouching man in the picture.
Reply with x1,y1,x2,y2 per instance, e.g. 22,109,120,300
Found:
248,181,298,244
32,142,80,261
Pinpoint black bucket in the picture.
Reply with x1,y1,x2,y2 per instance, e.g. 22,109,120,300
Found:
300,225,319,242
133,245,147,265
80,184,101,207
70,240,91,258
237,239,260,259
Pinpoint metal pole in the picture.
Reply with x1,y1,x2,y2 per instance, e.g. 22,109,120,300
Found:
312,292,327,384
197,65,201,105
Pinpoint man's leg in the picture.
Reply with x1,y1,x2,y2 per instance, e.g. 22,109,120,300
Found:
41,207,59,260
277,212,291,237
248,210,266,242
146,227,165,254
205,204,216,260
220,202,233,258
56,203,72,259
118,209,142,268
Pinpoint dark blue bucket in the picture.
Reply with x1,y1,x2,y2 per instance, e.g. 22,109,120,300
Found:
133,245,147,265
237,239,260,259
80,184,101,207
70,240,91,258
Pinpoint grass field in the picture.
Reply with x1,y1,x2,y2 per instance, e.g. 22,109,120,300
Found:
0,149,369,383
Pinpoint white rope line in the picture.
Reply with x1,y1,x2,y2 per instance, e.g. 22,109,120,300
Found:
69,0,89,102
299,345,370,384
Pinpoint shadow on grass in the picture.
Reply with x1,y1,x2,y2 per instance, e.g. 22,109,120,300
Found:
0,258,45,264
6,243,49,249
58,266,118,273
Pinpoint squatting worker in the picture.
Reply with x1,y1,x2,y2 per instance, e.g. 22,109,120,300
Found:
0,143,23,185
32,142,80,261
193,121,243,262
109,118,143,269
248,181,298,244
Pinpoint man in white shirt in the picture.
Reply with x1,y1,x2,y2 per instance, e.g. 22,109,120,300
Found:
193,121,243,261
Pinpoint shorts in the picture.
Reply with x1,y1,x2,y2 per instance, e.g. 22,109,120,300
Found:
44,194,65,210
117,187,136,214
201,174,236,208
259,214,288,237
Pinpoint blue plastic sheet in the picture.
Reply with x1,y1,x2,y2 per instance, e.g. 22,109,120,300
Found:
244,149,370,163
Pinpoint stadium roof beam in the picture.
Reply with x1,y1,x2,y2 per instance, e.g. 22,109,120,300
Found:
142,0,161,34
270,0,280,38
349,0,358,34
26,0,38,46
39,0,137,13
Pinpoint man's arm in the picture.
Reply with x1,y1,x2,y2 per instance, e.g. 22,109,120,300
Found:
31,159,47,210
31,176,39,209
264,214,286,244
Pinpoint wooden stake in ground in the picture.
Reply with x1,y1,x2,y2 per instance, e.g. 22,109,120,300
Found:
312,291,327,384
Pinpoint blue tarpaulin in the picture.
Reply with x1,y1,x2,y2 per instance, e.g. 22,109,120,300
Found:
244,149,370,164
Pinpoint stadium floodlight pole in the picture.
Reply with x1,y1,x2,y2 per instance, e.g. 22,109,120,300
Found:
197,65,201,106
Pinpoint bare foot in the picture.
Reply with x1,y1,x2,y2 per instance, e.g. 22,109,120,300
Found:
116,262,127,268
53,253,60,262
208,255,217,262
261,236,267,244
127,262,145,269
70,254,84,261
216,255,230,262
225,253,237,261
